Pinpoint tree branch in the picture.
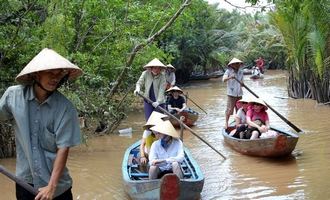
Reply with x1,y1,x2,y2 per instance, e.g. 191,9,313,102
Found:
221,0,274,11
108,0,192,98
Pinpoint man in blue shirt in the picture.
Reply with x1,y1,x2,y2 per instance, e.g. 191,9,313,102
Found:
0,48,82,200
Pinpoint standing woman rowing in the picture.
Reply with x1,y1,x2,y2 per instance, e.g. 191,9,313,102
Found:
134,58,167,121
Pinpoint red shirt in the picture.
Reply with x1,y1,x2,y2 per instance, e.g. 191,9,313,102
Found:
246,108,269,123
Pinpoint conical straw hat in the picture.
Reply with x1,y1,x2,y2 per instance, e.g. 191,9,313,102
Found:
227,58,243,66
143,111,169,130
238,96,251,104
150,120,179,138
166,64,175,70
249,98,268,110
166,86,183,93
143,58,166,69
16,48,83,84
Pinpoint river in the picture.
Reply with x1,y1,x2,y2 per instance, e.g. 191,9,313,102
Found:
0,70,329,199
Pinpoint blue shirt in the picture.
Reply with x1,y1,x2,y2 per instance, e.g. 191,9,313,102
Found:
0,85,81,197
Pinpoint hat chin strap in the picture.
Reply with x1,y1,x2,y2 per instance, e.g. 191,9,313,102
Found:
34,81,54,94
34,74,69,94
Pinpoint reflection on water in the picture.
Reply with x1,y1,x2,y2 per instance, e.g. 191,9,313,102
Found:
1,70,330,199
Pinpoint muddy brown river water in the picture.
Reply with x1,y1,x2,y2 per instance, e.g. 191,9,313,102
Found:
1,70,329,199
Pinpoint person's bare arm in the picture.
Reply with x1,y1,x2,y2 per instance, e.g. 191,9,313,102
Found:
35,148,69,200
178,103,187,113
140,138,148,164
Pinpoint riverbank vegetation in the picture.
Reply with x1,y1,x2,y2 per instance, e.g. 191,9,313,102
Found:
0,0,329,158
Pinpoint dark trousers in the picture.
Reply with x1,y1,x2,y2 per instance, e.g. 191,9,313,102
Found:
16,183,73,200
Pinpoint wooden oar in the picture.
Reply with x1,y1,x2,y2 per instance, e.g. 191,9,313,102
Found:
137,93,226,160
185,92,207,114
233,77,303,133
0,165,38,195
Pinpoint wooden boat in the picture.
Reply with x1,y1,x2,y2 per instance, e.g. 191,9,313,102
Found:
189,74,210,81
222,126,299,157
208,70,224,79
169,109,199,127
122,140,204,200
250,73,264,79
243,68,252,75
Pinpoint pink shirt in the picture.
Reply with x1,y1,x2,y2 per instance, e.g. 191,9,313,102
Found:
246,108,269,123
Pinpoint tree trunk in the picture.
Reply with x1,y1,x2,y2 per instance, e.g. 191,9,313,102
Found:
0,122,15,158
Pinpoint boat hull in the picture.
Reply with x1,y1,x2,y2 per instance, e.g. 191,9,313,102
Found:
169,110,199,127
122,140,204,200
250,74,264,79
222,126,299,157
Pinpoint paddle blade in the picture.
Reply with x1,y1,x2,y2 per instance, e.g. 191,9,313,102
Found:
160,174,180,200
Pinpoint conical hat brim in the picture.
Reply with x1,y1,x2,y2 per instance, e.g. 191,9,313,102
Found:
238,96,251,103
143,58,166,69
15,48,82,84
143,111,169,129
150,120,179,138
249,98,268,109
166,86,183,93
166,64,175,69
228,58,243,66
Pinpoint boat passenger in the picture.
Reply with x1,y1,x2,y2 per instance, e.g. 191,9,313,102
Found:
166,86,187,115
139,111,168,166
165,64,176,89
245,98,270,139
222,58,244,129
229,97,251,138
255,57,265,73
134,58,167,121
252,66,261,77
148,120,184,180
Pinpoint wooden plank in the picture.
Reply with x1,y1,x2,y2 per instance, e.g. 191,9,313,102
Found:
160,174,180,200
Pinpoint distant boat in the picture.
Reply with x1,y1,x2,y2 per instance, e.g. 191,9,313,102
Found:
243,68,253,75
250,67,264,79
222,126,299,157
250,73,264,79
208,70,224,78
189,74,210,81
189,71,224,80
122,140,204,200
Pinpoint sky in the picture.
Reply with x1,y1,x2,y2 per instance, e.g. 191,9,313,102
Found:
206,0,274,13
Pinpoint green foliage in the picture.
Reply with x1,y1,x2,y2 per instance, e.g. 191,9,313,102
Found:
5,0,325,133
270,0,330,101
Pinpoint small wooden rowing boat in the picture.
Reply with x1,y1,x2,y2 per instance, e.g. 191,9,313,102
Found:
122,140,204,200
222,126,299,157
250,73,264,79
169,109,199,127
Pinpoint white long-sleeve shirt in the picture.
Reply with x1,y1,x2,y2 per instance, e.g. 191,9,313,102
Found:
148,138,184,171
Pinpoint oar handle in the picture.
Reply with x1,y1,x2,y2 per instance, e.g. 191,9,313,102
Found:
0,165,38,195
137,93,226,160
233,77,303,133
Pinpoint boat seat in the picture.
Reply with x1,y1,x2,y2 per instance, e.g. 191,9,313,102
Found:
131,172,148,177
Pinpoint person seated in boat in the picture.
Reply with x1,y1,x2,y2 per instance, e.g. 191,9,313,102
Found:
229,97,251,138
165,64,176,90
166,86,187,115
255,57,265,73
148,120,184,179
252,66,261,76
140,111,169,166
245,98,270,139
